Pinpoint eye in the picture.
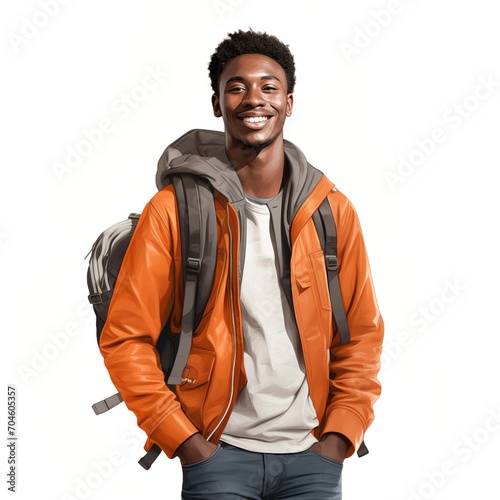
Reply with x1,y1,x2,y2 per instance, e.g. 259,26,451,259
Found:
263,85,278,92
228,85,246,93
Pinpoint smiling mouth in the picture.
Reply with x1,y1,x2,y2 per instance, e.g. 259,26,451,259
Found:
242,116,269,123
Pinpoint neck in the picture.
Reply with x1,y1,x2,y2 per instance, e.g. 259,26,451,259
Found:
226,136,286,198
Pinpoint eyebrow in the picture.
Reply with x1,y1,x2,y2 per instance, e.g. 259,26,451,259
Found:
225,75,280,85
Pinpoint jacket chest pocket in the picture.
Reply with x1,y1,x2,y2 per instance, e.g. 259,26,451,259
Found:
295,251,332,312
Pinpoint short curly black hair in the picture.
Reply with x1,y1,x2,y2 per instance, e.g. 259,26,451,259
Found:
208,29,296,95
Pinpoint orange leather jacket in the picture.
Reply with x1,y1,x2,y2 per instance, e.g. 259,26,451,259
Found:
99,130,384,460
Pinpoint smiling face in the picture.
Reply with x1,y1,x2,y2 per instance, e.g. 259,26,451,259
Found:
212,53,293,151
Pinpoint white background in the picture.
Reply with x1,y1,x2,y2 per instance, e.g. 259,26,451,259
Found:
2,1,500,499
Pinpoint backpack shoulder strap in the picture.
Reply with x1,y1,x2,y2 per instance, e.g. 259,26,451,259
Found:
312,198,351,345
312,196,370,459
166,174,216,385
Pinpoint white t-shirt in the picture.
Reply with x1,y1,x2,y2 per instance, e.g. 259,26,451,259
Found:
220,195,318,453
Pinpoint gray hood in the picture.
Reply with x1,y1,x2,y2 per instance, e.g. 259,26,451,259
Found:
156,129,323,224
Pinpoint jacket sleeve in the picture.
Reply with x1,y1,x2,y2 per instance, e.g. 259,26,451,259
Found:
320,190,384,457
98,188,199,458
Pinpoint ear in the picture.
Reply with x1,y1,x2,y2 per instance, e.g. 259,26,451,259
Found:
286,93,294,117
212,94,222,118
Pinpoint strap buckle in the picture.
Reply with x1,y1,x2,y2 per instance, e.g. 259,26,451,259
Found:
325,255,338,272
88,293,102,305
187,258,201,274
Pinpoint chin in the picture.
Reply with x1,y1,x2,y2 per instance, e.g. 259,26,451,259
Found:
239,138,273,150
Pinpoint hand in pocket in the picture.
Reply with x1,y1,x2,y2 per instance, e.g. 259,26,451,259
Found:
176,433,219,466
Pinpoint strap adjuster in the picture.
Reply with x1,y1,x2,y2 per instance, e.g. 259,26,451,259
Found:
325,255,338,272
88,293,102,305
187,258,201,273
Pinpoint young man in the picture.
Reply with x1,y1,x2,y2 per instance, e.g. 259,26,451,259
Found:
99,30,384,499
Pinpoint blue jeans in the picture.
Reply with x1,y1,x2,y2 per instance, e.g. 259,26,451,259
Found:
181,442,343,499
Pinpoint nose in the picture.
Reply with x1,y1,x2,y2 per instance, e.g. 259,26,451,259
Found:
242,85,265,107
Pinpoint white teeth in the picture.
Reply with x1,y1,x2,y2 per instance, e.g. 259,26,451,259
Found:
243,116,268,123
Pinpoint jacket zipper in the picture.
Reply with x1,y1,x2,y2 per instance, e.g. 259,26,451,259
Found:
208,204,238,440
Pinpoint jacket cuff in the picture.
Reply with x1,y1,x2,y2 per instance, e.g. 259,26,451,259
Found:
320,407,366,458
149,408,199,459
